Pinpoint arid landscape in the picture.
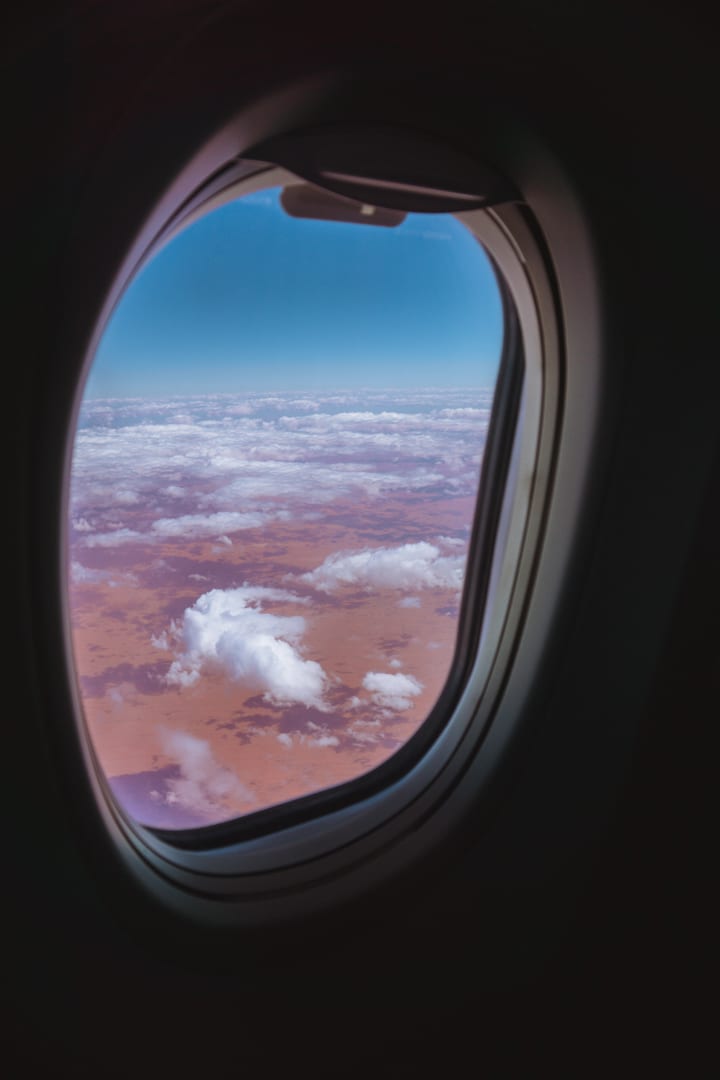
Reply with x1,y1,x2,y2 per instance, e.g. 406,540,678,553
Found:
69,388,493,828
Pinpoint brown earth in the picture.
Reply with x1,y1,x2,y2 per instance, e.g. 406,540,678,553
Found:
69,490,476,827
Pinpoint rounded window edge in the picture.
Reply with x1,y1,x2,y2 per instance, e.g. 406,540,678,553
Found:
59,118,601,926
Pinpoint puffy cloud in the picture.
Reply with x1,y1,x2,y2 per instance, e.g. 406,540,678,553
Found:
159,728,254,815
163,586,328,708
300,541,464,594
150,629,171,650
362,671,423,711
397,596,421,608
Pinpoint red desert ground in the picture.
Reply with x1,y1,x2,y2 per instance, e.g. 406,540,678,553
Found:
68,389,493,828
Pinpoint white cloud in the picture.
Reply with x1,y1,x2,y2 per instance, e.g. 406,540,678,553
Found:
348,717,383,744
150,510,273,539
439,407,486,418
82,527,145,547
309,734,339,748
436,535,467,549
149,558,174,571
150,629,171,650
159,728,254,815
362,671,423,711
275,731,339,749
71,561,113,584
70,389,496,547
397,596,421,608
163,586,328,708
300,542,464,594
70,388,492,535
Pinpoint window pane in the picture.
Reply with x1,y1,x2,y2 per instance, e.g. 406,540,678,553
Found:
68,185,504,829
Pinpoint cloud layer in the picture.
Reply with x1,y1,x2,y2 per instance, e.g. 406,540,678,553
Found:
70,388,492,546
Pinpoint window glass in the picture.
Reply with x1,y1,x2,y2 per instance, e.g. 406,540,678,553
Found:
68,185,503,829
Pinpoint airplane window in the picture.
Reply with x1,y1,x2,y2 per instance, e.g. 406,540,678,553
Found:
67,181,505,832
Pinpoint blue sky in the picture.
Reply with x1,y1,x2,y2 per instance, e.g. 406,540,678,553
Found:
84,187,504,398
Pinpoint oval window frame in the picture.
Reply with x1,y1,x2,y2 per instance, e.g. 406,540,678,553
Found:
60,119,600,925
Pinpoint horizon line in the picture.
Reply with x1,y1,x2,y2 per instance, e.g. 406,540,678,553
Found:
81,385,496,402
